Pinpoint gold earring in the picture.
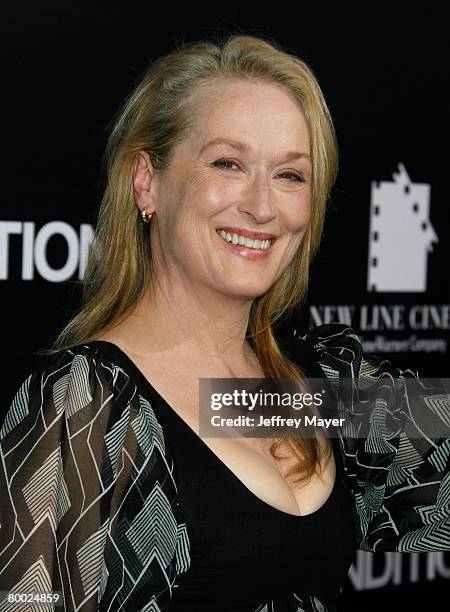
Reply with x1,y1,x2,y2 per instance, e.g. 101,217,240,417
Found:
141,209,153,223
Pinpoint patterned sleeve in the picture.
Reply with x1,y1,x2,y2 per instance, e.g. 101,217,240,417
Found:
298,323,450,553
0,345,185,611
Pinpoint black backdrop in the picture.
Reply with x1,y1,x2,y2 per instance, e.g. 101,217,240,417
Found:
2,2,449,609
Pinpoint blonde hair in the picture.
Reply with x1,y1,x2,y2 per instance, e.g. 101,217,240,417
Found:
42,34,338,486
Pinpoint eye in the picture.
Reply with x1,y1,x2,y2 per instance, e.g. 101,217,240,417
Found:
212,158,239,170
277,171,306,183
212,159,306,183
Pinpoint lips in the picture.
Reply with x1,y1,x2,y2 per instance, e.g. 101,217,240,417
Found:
215,228,276,259
216,226,278,242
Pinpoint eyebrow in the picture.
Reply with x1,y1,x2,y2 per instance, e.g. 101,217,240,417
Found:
199,137,311,162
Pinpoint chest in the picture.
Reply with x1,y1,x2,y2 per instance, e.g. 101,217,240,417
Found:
135,356,337,517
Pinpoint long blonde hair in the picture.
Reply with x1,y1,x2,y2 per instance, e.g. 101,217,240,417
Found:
42,34,338,486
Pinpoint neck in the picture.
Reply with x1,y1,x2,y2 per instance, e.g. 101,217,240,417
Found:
109,277,259,371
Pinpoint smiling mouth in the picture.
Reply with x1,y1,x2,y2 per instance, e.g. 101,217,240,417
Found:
215,229,275,251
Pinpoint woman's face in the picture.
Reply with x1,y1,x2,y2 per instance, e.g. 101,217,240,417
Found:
146,79,312,300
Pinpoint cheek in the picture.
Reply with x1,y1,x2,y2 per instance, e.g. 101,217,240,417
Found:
284,194,311,232
183,172,233,213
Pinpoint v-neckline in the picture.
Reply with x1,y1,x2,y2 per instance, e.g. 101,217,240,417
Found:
87,339,341,520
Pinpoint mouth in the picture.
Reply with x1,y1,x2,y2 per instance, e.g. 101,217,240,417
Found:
216,228,277,249
215,228,277,258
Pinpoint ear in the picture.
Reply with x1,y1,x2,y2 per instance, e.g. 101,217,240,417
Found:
133,151,157,215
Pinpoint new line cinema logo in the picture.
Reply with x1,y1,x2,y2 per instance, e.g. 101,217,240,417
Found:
0,221,94,281
305,164,449,354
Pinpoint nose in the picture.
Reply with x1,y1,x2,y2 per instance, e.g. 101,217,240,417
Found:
237,169,276,224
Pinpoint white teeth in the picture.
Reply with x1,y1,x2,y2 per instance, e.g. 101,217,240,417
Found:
217,229,272,250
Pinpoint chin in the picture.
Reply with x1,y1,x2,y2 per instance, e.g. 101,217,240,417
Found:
221,281,273,300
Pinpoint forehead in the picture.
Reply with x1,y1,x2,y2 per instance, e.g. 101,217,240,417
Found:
185,79,310,151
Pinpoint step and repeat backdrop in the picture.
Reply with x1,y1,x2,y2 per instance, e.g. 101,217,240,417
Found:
1,3,449,610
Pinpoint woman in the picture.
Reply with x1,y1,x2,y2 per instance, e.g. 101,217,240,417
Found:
0,35,449,612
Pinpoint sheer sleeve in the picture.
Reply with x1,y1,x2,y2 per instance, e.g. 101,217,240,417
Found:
298,323,450,553
0,345,188,611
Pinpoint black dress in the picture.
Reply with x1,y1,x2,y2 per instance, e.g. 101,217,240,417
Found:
100,339,358,611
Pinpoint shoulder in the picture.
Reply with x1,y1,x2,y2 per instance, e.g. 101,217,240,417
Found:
295,323,364,377
1,341,166,459
294,322,418,379
32,340,130,381
13,342,140,417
